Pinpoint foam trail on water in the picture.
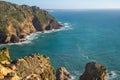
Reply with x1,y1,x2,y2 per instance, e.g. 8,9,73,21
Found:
82,54,89,59
76,44,89,60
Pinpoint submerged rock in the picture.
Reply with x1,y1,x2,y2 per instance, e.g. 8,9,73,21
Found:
56,67,72,80
80,62,108,80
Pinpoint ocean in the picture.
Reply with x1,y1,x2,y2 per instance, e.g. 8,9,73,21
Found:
1,9,120,80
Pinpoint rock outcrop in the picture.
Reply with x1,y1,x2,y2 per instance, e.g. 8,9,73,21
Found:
80,62,108,80
0,48,108,80
56,67,72,80
0,48,20,80
0,48,54,80
0,1,62,44
0,47,11,64
13,54,54,80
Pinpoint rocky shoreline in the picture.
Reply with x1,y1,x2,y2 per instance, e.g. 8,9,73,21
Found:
0,1,62,44
0,1,109,80
0,47,108,80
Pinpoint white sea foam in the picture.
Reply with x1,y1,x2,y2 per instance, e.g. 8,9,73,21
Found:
71,75,76,80
71,71,81,80
0,22,72,47
40,22,72,34
108,71,120,80
82,54,89,59
64,22,69,25
0,32,41,47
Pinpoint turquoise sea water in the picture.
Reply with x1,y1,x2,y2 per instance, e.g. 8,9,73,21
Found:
1,10,120,80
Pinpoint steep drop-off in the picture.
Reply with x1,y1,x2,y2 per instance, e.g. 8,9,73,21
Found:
0,48,108,80
0,48,54,80
0,1,61,44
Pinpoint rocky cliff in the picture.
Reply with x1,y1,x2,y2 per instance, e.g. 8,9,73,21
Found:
13,54,54,80
0,48,54,80
0,48,108,80
0,1,62,44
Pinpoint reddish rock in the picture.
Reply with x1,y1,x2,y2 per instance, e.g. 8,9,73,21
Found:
80,62,108,80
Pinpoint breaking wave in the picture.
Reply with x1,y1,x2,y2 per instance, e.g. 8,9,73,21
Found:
0,22,72,47
108,70,120,80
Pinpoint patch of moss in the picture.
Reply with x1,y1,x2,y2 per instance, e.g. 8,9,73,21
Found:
0,47,11,63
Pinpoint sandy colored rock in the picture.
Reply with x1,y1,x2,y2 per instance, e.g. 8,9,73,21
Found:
0,48,55,80
0,1,62,44
56,67,72,80
13,54,54,80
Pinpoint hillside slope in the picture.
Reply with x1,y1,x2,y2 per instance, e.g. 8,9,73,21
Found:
0,1,61,44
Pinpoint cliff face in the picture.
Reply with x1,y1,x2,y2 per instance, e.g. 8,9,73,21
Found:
0,48,20,80
0,1,62,44
13,54,54,80
0,48,108,80
0,48,54,80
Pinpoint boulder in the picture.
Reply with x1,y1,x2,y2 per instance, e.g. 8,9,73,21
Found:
80,62,108,80
56,67,72,80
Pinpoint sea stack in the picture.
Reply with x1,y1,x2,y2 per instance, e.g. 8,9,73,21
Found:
80,62,108,80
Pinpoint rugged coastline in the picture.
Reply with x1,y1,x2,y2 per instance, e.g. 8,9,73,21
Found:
0,1,62,44
0,1,110,80
0,47,108,80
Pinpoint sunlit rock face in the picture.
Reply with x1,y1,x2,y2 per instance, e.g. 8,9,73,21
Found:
56,67,72,80
0,1,62,44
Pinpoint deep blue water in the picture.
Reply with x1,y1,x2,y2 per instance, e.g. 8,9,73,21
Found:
1,10,120,80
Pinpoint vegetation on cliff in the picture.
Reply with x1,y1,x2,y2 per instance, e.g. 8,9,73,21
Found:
0,1,61,44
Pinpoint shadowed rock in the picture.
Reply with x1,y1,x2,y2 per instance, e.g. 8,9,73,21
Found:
0,47,11,64
80,62,108,80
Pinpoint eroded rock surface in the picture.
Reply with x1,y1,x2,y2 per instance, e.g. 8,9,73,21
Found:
0,48,54,80
0,1,62,44
80,62,108,80
0,48,108,80
13,54,54,80
56,67,72,80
